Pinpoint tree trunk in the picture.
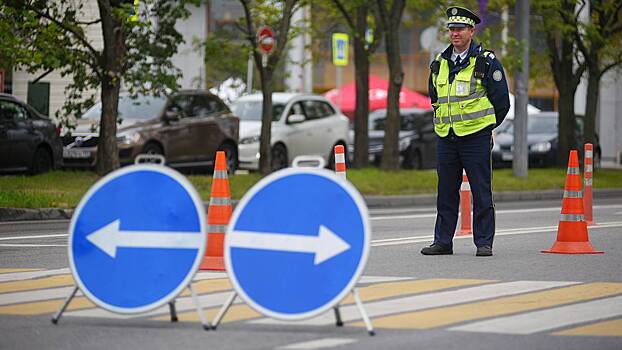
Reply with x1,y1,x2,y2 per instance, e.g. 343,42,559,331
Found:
258,68,274,175
96,0,125,175
379,0,405,171
352,7,370,168
584,63,600,147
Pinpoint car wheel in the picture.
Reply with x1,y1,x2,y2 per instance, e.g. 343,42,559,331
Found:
218,142,238,174
271,144,288,171
31,147,52,175
142,143,163,155
402,146,422,169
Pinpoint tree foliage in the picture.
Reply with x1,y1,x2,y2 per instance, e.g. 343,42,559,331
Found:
0,0,194,175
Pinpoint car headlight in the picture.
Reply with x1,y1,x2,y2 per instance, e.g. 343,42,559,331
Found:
240,135,260,144
117,132,141,145
530,141,551,153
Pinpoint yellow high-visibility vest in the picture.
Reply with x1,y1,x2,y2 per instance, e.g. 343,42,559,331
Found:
431,52,496,137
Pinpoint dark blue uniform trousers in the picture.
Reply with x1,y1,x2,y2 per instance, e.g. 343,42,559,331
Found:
434,130,495,248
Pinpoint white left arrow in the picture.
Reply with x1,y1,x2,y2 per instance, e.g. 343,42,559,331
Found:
86,219,203,258
228,225,351,265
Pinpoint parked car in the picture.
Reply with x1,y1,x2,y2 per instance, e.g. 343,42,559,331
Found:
231,93,350,170
62,90,239,172
0,93,63,174
492,112,601,168
349,108,436,169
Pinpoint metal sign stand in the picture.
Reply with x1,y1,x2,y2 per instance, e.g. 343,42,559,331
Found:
212,156,374,336
53,157,211,330
211,289,374,335
51,284,210,330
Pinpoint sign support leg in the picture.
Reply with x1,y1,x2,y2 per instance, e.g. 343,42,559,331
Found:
188,284,211,331
211,291,237,330
352,288,375,336
333,306,343,327
168,301,178,322
51,286,79,324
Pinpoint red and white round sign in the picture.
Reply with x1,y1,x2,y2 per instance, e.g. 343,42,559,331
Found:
257,26,275,55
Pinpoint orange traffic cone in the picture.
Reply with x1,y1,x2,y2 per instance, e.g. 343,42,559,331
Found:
200,151,232,270
542,150,603,254
334,145,346,180
456,170,472,236
583,143,595,225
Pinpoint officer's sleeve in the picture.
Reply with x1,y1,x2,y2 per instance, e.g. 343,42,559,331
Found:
482,56,510,127
428,63,438,105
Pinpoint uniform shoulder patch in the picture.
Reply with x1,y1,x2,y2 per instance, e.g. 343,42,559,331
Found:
488,53,495,60
492,70,502,81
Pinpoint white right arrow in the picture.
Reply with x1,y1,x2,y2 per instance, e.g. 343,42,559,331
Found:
228,225,351,265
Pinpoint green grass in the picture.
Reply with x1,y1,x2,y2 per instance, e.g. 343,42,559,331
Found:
1,168,621,209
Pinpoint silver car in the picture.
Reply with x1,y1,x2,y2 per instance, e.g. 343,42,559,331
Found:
232,93,350,170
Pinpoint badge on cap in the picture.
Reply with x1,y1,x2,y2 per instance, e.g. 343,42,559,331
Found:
493,70,502,82
451,8,458,15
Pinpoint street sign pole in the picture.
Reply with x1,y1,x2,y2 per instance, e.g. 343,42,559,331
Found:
211,165,374,335
52,164,210,331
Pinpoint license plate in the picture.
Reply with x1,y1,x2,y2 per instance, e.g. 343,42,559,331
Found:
502,152,513,161
63,148,91,159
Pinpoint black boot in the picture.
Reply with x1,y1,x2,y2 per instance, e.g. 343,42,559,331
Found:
476,245,493,256
421,243,453,255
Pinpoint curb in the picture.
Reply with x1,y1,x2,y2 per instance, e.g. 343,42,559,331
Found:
2,188,622,222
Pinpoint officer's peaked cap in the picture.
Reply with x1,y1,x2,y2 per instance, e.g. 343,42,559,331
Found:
446,6,481,28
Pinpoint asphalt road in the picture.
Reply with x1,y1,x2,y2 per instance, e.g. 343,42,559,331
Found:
0,197,621,349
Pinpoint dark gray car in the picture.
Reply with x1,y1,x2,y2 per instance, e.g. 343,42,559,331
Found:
0,93,63,174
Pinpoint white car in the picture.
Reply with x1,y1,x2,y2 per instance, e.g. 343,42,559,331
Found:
231,93,350,170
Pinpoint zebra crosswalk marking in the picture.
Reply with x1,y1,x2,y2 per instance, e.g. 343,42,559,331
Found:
0,274,75,293
165,278,492,325
362,282,622,329
0,268,41,274
253,281,576,327
153,302,261,323
554,318,622,337
451,295,622,334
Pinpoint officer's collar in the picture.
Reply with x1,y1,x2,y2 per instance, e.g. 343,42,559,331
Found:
442,40,481,60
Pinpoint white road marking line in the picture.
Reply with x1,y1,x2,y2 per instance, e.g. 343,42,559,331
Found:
0,272,227,306
358,276,413,284
0,234,67,241
371,221,622,247
277,338,358,349
0,268,70,283
251,281,578,327
0,244,66,248
450,295,622,334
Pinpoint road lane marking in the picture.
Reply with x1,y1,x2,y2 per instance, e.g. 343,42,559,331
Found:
0,274,75,293
554,318,622,337
365,282,622,329
0,268,40,274
0,244,66,247
451,294,622,335
277,338,358,349
158,278,492,324
252,281,576,327
0,234,67,241
0,268,70,283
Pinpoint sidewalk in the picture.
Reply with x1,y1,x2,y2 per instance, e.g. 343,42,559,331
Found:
2,188,621,222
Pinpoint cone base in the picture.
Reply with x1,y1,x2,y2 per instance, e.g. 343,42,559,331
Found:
542,241,604,254
200,256,225,270
456,230,472,236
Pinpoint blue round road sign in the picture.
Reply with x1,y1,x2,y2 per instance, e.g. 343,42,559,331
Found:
68,165,206,314
225,168,370,320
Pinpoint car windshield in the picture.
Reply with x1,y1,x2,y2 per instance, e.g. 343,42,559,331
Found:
231,100,285,122
82,95,167,120
501,116,557,134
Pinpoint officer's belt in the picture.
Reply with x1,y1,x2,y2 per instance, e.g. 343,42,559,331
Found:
433,107,495,125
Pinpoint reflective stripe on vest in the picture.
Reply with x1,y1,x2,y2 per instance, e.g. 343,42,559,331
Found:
432,53,496,137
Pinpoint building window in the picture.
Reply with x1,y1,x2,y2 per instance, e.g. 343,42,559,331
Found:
27,81,50,116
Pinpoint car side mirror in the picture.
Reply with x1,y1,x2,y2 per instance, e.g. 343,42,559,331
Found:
287,113,306,124
163,111,180,122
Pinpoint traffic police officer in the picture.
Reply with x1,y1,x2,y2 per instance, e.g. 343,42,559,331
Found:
421,6,509,257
